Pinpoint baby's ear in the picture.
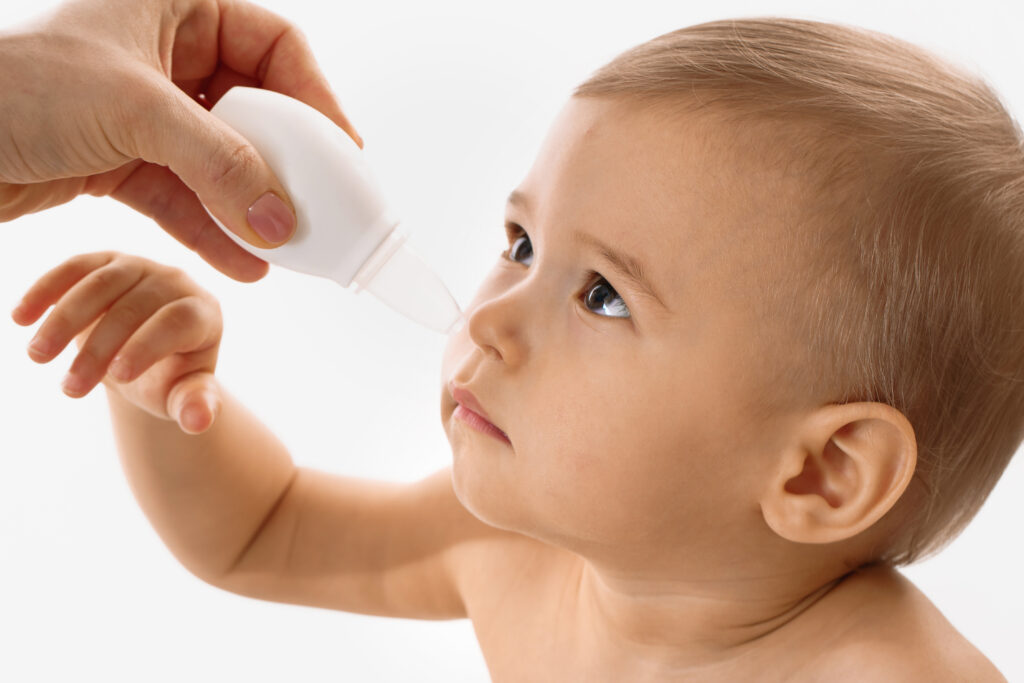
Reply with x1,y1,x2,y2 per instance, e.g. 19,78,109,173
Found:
759,402,917,544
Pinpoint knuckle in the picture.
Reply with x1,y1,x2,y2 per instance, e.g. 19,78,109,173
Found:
140,185,181,227
290,25,311,48
206,294,222,318
66,251,109,271
119,70,170,156
149,267,200,299
106,81,148,152
164,297,203,330
63,253,88,269
205,141,258,192
163,267,195,290
91,260,139,290
113,253,156,272
106,301,145,328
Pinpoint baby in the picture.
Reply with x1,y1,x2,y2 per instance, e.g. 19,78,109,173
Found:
12,17,1022,682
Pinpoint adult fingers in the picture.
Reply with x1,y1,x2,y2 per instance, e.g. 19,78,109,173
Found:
0,177,87,223
214,0,363,148
107,161,270,283
127,78,298,250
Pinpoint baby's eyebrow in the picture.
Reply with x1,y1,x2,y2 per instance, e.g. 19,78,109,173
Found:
570,230,668,311
507,190,669,311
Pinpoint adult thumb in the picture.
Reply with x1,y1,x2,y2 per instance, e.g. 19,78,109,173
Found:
134,84,296,248
167,371,222,435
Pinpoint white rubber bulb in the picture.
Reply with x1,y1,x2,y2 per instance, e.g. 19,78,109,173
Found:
202,86,464,335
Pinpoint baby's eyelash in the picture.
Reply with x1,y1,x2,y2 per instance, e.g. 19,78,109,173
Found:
500,222,525,261
500,222,631,320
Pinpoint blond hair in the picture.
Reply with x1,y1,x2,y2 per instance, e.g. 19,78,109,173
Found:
574,18,1024,565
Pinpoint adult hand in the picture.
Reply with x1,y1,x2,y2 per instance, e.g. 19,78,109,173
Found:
0,0,363,282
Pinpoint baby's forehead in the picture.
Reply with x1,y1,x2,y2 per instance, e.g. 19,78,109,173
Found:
530,97,814,288
545,97,813,221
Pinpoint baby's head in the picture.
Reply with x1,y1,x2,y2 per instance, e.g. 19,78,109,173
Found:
441,18,1024,574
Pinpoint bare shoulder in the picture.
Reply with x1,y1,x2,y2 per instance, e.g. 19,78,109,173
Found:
813,565,1007,682
824,633,1006,682
217,463,556,621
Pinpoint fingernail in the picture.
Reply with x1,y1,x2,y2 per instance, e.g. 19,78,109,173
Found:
247,192,295,244
180,402,206,433
180,394,217,434
28,336,52,358
11,300,25,318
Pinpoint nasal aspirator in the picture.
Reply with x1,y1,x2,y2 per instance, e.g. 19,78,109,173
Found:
203,86,464,335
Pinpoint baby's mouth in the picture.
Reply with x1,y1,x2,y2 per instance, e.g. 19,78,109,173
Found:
452,403,511,445
448,380,511,445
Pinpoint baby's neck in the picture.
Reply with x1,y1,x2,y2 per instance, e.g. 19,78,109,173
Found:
567,555,857,676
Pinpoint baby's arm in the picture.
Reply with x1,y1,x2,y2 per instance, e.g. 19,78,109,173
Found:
13,252,515,618
104,383,298,581
13,252,294,580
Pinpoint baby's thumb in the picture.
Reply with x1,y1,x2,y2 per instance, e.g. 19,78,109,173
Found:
134,85,296,248
166,371,222,435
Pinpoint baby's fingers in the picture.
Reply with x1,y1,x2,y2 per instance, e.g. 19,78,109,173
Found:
109,296,221,384
61,277,182,397
11,252,118,329
19,254,145,364
167,371,222,435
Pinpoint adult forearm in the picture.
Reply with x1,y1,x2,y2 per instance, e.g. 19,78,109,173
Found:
105,383,296,582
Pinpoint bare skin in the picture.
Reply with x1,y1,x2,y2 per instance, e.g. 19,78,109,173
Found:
12,96,1006,680
0,0,363,281
437,95,1005,681
459,535,1002,681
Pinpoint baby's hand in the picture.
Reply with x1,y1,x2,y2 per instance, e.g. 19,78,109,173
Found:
11,252,224,434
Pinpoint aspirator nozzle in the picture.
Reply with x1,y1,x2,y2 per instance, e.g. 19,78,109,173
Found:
350,229,464,335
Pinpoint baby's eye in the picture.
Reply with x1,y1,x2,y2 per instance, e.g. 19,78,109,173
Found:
581,273,631,319
500,223,631,319
502,225,534,266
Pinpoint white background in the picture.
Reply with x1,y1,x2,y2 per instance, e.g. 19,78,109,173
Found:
2,0,1022,680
